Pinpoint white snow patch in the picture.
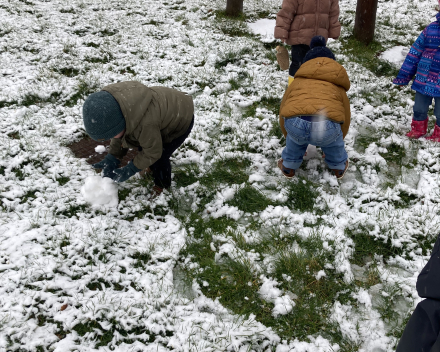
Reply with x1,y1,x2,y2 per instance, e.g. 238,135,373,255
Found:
248,19,276,43
379,45,409,68
258,276,295,317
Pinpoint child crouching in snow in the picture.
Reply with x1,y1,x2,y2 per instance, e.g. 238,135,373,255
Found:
393,5,440,142
82,81,194,196
277,36,351,180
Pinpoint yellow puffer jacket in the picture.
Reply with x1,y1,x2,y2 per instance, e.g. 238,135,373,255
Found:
279,57,351,138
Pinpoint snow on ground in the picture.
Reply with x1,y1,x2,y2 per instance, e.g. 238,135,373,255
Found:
379,46,409,68
0,0,440,351
248,19,276,43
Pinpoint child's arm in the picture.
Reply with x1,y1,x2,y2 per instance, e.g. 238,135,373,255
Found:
328,0,341,39
274,0,298,41
108,138,128,159
393,29,426,85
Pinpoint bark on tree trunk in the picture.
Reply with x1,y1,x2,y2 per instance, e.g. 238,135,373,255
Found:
353,0,379,45
225,0,243,17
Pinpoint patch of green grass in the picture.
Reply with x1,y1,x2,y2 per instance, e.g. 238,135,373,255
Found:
59,7,75,13
340,36,400,77
54,67,79,77
0,100,18,108
119,66,136,75
181,215,355,343
0,166,5,176
355,130,379,152
118,188,131,201
243,96,281,118
285,177,321,213
20,92,61,107
57,204,89,218
215,47,253,69
272,249,354,340
345,225,404,265
132,251,152,268
393,190,418,209
57,176,70,186
64,80,98,107
380,142,406,163
227,184,275,213
229,78,240,90
12,167,25,181
173,164,200,188
7,131,20,139
201,158,250,188
100,29,117,36
20,190,37,204
86,278,111,291
85,42,100,48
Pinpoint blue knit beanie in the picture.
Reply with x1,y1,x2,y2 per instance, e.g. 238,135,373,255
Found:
303,36,336,63
82,91,126,141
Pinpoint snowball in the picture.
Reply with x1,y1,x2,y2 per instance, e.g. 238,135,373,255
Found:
95,145,106,153
80,176,118,207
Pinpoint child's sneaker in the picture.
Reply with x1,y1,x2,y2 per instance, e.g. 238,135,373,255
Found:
426,124,440,142
277,159,295,178
331,160,349,180
406,119,428,139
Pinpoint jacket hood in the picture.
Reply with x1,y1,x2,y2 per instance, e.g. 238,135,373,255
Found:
295,57,350,91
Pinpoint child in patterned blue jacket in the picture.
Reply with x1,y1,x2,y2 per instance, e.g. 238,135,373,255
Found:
393,8,440,142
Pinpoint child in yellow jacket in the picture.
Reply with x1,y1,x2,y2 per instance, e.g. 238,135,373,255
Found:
277,36,351,179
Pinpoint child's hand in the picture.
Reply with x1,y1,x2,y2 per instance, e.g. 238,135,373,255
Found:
112,161,141,183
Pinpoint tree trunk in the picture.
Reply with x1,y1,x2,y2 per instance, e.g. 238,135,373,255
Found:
353,0,379,45
225,0,243,17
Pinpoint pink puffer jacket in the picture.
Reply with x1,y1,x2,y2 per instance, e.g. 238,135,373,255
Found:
274,0,341,46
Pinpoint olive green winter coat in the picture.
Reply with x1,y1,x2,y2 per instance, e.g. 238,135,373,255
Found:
103,82,194,170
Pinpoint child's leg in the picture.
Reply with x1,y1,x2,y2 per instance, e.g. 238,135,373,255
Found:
311,121,347,171
433,96,440,127
149,117,194,188
407,92,431,138
289,44,310,81
413,92,431,121
426,96,440,141
281,134,308,170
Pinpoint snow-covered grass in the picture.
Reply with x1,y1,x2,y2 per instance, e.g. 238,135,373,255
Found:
1,0,440,351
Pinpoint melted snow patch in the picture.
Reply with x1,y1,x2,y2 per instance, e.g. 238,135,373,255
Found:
80,176,118,207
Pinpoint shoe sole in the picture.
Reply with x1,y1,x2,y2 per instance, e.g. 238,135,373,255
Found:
336,160,349,180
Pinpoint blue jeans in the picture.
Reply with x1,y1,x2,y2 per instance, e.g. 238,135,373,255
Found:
282,117,348,170
413,92,440,126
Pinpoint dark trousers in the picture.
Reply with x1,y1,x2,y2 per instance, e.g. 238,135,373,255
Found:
150,117,194,189
396,234,440,352
289,44,310,77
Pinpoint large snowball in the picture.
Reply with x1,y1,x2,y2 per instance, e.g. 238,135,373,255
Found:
81,176,118,207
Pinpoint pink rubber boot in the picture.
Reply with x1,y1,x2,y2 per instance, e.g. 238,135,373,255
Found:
426,124,440,142
406,119,428,139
